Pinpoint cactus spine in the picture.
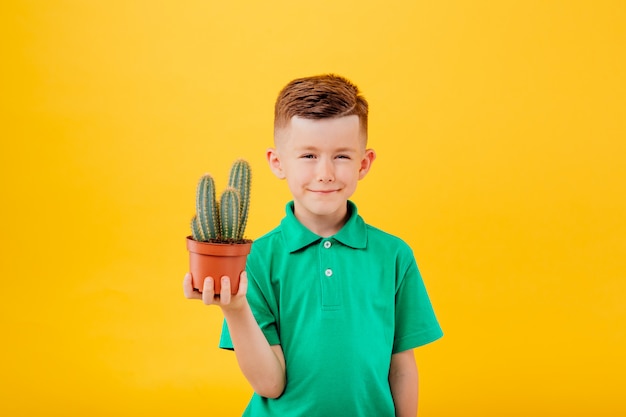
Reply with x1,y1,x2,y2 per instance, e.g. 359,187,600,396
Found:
191,159,251,242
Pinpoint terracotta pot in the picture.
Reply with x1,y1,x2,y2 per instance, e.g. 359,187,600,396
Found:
186,236,252,294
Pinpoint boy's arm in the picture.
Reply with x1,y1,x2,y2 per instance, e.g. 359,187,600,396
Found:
183,272,286,399
389,349,419,417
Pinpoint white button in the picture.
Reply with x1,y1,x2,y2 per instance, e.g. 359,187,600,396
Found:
324,241,332,249
325,269,333,277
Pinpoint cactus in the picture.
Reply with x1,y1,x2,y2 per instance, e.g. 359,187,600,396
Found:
191,174,220,241
191,159,252,242
220,188,241,240
228,159,251,240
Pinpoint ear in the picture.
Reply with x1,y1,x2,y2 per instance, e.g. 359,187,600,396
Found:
266,147,286,179
358,148,376,180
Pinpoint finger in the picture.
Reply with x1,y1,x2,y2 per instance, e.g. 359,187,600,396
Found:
202,277,216,304
219,276,231,304
183,273,200,299
236,271,248,296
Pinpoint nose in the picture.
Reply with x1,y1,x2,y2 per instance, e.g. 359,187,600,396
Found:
317,158,335,183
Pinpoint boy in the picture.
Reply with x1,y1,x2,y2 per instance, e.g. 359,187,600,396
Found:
183,74,443,416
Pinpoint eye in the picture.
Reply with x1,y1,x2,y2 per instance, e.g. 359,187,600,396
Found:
300,154,316,159
336,155,351,159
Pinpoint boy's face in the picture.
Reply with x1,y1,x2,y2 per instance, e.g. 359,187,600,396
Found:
267,115,376,230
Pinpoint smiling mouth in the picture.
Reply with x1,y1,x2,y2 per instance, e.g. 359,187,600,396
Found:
310,189,338,194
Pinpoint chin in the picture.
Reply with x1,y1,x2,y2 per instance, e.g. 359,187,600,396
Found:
309,201,347,216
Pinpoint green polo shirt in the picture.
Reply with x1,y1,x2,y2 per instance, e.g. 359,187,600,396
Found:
220,201,443,417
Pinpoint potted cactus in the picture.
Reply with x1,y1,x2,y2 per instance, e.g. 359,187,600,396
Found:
186,159,252,294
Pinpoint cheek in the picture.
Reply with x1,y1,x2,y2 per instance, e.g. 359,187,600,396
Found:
285,168,309,189
287,163,312,181
337,164,361,182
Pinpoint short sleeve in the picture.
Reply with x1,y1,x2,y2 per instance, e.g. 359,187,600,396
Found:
392,252,443,353
218,257,281,350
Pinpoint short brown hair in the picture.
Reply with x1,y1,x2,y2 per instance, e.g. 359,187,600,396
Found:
274,74,368,138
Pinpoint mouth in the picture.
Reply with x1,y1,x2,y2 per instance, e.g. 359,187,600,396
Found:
310,189,339,194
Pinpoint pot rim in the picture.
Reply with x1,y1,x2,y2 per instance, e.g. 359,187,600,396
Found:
186,236,252,257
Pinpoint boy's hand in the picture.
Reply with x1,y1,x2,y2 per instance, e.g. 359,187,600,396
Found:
183,271,248,312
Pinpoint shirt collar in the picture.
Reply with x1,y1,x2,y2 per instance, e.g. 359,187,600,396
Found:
280,200,368,253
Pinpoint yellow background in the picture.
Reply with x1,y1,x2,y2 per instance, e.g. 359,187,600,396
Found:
1,1,624,415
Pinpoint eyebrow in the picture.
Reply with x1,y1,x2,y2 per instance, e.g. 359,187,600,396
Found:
295,146,358,153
